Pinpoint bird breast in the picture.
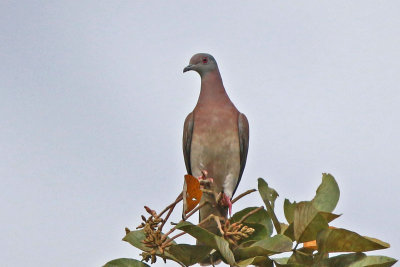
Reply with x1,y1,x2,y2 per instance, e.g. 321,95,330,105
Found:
190,105,240,196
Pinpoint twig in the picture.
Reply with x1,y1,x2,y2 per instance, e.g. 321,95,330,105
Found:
159,205,176,232
159,194,183,231
185,202,206,219
162,231,186,247
231,189,257,204
158,193,183,218
212,215,225,235
237,206,263,224
161,225,178,243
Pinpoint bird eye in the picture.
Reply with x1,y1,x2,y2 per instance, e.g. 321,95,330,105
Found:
202,57,208,64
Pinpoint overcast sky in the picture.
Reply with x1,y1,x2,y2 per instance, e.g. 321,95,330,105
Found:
1,1,399,266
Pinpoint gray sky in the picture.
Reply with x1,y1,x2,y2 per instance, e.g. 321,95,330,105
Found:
1,1,399,266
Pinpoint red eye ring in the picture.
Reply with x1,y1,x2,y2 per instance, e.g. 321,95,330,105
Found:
202,57,208,64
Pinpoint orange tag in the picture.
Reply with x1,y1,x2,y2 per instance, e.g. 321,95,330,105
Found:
303,240,317,250
183,174,203,214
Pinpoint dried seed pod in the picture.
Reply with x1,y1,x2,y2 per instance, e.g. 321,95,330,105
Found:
144,206,153,214
136,223,145,229
151,254,157,264
140,251,151,262
246,228,255,234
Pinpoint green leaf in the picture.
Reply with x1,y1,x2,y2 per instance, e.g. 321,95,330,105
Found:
274,261,304,267
311,173,340,213
103,258,150,267
284,199,297,224
313,252,367,267
175,221,236,266
122,230,178,262
317,228,390,253
237,256,273,267
283,223,295,241
273,257,289,264
274,257,308,267
293,201,328,242
234,234,292,261
280,223,289,235
288,251,313,265
258,178,279,209
258,178,281,234
122,230,149,252
296,245,317,255
319,211,341,223
238,239,257,248
168,244,212,266
230,207,273,236
241,223,270,242
348,255,398,267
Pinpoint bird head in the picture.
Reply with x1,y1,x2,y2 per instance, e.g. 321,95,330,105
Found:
183,53,218,76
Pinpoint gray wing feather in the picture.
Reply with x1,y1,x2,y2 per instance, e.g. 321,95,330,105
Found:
183,112,194,175
232,113,249,196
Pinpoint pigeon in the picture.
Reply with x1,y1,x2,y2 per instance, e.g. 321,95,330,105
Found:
182,53,249,233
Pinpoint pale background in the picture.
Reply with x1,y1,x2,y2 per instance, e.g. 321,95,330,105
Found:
1,1,399,266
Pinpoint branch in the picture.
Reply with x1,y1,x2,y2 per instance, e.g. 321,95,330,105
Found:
162,231,186,248
231,189,257,204
159,193,183,231
158,192,183,218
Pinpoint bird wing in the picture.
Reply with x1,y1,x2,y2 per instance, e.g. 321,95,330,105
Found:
183,112,194,175
232,113,249,196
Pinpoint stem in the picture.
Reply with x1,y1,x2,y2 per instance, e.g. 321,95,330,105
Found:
159,194,183,231
161,225,178,243
159,205,175,232
231,189,256,204
212,215,224,235
162,231,186,247
158,193,183,218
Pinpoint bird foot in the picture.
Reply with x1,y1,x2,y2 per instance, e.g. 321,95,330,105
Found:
218,193,232,216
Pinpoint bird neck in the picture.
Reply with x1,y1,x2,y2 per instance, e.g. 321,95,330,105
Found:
197,70,232,106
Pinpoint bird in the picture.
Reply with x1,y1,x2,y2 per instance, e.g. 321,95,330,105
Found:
182,53,249,234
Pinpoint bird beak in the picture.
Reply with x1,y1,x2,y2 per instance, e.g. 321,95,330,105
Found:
183,64,194,73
